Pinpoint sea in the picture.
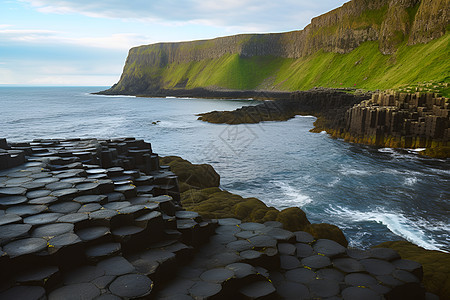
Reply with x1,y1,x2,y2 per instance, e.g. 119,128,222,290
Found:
1,86,449,252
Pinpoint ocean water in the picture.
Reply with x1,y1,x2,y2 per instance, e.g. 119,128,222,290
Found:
1,86,449,252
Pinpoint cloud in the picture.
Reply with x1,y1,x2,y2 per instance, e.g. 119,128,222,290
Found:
0,27,153,50
19,0,345,32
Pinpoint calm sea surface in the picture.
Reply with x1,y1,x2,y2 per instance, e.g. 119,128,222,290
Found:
1,86,449,251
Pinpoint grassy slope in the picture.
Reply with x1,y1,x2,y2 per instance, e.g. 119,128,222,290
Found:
156,32,449,95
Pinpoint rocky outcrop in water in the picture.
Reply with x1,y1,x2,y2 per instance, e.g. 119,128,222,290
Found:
197,88,370,126
0,137,440,299
342,92,449,156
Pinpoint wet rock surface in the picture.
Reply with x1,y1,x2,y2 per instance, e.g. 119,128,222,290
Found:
0,137,435,299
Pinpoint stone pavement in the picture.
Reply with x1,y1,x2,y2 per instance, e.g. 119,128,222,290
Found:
0,138,436,299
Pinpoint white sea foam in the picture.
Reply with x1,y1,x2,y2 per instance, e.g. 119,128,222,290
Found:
327,177,341,187
378,148,395,153
339,167,370,176
271,180,313,207
326,205,448,252
404,177,418,186
409,148,426,152
320,131,327,134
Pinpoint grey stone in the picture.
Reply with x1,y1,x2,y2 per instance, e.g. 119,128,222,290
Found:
333,258,365,273
296,243,314,257
360,259,395,276
280,255,301,270
301,255,331,269
342,286,381,300
285,268,316,284
308,278,340,298
313,239,346,257
49,283,100,300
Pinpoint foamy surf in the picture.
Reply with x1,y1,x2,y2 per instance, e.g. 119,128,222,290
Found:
326,205,448,252
404,177,418,186
339,166,370,176
271,180,313,207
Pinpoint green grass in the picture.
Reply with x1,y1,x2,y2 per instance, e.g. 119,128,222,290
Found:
118,32,450,94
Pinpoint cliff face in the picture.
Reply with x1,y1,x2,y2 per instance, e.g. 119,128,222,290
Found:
105,0,449,95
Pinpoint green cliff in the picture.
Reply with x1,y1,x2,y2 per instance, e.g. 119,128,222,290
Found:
103,0,449,95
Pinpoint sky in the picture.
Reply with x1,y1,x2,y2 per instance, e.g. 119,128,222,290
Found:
0,0,347,86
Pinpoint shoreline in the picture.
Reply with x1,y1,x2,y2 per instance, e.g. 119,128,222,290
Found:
1,137,448,299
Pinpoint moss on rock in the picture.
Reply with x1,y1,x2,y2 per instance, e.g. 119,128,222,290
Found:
160,156,220,192
161,156,349,246
303,223,348,247
375,241,450,300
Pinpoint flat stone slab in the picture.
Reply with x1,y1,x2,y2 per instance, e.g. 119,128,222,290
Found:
239,280,276,299
76,226,110,241
301,254,331,269
16,265,59,284
97,256,135,276
0,187,27,196
333,257,365,273
49,282,100,300
0,224,32,244
57,212,89,223
345,273,378,287
239,222,266,231
32,223,74,239
296,243,314,257
28,196,57,205
248,235,277,248
48,233,81,248
0,195,28,206
342,286,382,300
285,267,316,284
49,202,82,214
175,211,199,219
200,268,235,283
4,237,47,257
226,240,253,252
360,258,395,276
0,286,46,300
225,263,256,279
309,278,340,298
6,205,47,217
313,239,346,257
280,255,301,270
23,213,63,225
217,218,241,226
0,213,22,226
276,281,310,299
189,281,222,299
73,195,107,204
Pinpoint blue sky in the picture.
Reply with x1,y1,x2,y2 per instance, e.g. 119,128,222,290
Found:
0,0,347,86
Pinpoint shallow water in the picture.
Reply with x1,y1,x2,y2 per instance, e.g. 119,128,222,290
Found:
1,86,449,251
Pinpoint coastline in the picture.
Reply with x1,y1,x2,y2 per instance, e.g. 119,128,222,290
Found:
0,137,448,299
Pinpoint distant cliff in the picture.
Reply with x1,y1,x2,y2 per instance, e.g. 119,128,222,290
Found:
101,0,449,95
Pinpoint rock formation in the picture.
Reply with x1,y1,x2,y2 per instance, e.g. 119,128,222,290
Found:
198,88,370,126
0,137,440,299
100,0,449,95
342,92,449,156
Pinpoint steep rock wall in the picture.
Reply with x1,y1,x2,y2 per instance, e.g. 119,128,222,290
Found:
106,0,449,94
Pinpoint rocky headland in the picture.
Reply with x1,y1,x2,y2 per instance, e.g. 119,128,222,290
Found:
197,89,450,158
98,0,448,96
0,137,448,299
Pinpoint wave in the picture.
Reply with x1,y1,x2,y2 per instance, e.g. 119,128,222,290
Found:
339,167,370,176
404,177,418,186
271,180,313,207
326,205,448,252
327,177,341,187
